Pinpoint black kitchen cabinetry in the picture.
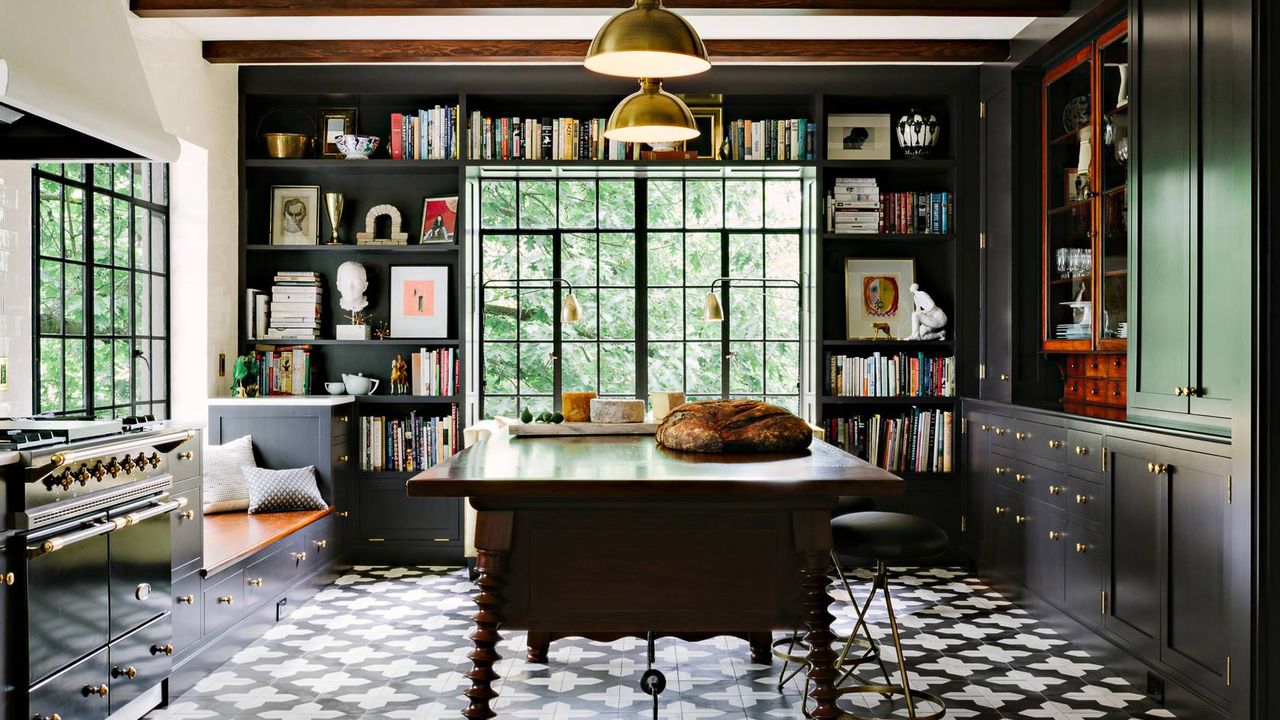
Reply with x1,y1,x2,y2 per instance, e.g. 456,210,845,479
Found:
965,400,1232,717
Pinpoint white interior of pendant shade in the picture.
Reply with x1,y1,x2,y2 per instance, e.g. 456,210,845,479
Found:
603,124,701,143
584,51,712,78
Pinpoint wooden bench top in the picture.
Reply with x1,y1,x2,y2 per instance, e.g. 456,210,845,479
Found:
203,507,333,577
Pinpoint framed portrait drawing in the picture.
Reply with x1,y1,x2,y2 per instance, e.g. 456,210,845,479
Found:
318,108,358,158
827,114,892,160
269,185,321,245
420,196,458,244
391,265,449,338
845,257,915,339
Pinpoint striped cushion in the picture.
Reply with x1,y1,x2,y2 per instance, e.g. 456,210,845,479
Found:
202,435,256,514
244,466,327,514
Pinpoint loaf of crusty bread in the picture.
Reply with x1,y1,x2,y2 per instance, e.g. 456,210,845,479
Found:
655,399,812,453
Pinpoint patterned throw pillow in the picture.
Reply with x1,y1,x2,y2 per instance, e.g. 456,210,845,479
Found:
243,466,328,514
202,435,257,514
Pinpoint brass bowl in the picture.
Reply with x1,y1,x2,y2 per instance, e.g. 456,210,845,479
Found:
263,132,311,159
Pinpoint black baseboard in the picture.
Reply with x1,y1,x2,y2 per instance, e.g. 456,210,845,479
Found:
347,543,465,566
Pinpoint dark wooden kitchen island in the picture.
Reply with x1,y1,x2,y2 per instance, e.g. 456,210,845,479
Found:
407,433,902,720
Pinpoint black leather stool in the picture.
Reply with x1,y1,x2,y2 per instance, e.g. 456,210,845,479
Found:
830,511,949,719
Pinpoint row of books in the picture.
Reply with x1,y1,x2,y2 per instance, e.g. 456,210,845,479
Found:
467,113,634,161
358,408,460,473
827,177,880,234
412,347,461,397
264,272,322,341
725,118,814,161
827,353,956,398
250,346,313,397
390,106,462,160
825,178,955,235
827,409,954,474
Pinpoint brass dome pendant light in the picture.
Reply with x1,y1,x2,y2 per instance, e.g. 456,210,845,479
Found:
604,78,700,143
585,0,711,78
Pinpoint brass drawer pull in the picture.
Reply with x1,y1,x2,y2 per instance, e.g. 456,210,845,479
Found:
3,572,13,585
999,373,1010,381
292,551,307,562
1048,485,1064,495
218,595,234,605
1015,514,1027,525
1075,494,1088,505
113,665,138,680
1147,462,1168,474
1075,543,1089,554
1048,531,1062,541
178,451,194,461
151,643,175,656
177,594,194,604
314,539,328,549
994,506,1007,515
84,684,109,698
337,415,349,423
337,511,350,518
179,510,195,521
338,455,350,463
248,578,264,587
994,428,1007,436
1015,432,1028,441
1014,473,1028,483
980,424,991,432
995,467,1008,476
1048,439,1062,449
1075,445,1088,456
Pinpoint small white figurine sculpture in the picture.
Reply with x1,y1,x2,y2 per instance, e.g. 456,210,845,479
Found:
905,283,948,341
336,261,371,340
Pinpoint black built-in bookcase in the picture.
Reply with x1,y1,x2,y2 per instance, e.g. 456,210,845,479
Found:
238,65,980,559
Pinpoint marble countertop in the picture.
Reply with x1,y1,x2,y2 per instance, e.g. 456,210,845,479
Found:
207,396,356,407
0,451,19,467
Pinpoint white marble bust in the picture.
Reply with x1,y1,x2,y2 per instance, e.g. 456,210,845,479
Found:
336,261,369,316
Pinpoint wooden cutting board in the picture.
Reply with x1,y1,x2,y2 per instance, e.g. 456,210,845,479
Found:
509,421,658,437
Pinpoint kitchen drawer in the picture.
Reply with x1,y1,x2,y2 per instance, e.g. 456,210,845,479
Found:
990,451,1021,495
305,515,338,566
28,646,111,720
167,437,202,484
1065,378,1087,403
1067,429,1104,473
172,571,202,652
203,570,245,635
1065,355,1086,377
989,418,1015,448
332,410,352,441
1066,476,1106,529
109,614,172,714
1102,379,1126,406
171,485,203,574
1103,354,1126,379
1081,355,1108,379
1009,419,1067,466
245,539,306,607
108,507,171,641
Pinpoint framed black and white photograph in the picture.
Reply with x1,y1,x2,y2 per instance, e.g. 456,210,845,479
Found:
317,107,358,158
827,113,892,160
269,185,321,245
390,265,450,338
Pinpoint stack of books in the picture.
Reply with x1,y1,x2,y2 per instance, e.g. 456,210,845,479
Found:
244,289,270,340
827,409,954,474
827,353,955,398
267,271,322,340
826,178,880,234
412,347,460,397
725,118,814,161
880,191,953,234
389,105,461,160
467,113,635,160
251,346,313,396
359,407,460,472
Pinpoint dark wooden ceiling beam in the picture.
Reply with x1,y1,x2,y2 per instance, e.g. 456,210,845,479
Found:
135,0,1068,18
203,38,1010,64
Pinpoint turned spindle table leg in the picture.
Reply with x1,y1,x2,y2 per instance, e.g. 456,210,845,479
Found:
801,551,842,720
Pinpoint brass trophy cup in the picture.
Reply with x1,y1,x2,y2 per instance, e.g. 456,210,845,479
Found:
324,192,345,245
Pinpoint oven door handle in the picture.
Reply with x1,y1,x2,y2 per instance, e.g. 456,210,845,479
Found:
28,497,186,556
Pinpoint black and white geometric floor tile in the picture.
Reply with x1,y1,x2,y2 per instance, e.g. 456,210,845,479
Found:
145,566,1176,720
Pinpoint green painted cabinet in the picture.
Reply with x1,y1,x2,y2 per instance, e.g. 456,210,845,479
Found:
1128,0,1251,433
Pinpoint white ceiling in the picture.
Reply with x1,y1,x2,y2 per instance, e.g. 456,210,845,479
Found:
173,15,1035,41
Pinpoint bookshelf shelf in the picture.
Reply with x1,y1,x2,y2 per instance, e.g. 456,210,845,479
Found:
823,233,955,242
823,339,954,350
248,338,461,346
820,158,954,170
244,158,462,173
246,244,459,254
355,395,461,405
821,396,957,405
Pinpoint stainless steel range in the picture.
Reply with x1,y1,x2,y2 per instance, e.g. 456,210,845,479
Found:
3,421,196,720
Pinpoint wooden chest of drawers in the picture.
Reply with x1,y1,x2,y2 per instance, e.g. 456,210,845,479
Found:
1062,354,1126,421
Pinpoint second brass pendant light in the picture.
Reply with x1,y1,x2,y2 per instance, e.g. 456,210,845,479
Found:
585,0,709,144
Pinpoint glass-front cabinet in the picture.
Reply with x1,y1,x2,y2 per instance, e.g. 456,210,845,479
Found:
1042,20,1129,354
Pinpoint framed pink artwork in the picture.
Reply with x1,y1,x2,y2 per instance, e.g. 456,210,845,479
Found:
390,265,449,337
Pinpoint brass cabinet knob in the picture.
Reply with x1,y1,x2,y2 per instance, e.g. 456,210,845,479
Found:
83,684,109,698
1015,514,1027,525
113,665,138,680
1185,386,1198,397
179,510,195,521
248,578,263,587
999,373,1010,381
1015,473,1028,483
1048,531,1062,541
218,595,234,605
980,424,991,432
178,451,194,461
1155,463,1168,474
994,428,1007,436
1075,543,1089,553
337,511,350,518
149,452,162,468
1048,439,1062,449
338,454,350,463
1174,386,1185,396
177,594,194,604
151,643,175,656
995,466,1008,475
994,506,1007,515
1075,445,1088,456
1015,432,1028,441
1075,493,1089,505
1048,485,1064,495
3,572,13,585
292,552,307,562
1148,462,1168,474
337,415,349,423
314,539,328,549
107,459,122,477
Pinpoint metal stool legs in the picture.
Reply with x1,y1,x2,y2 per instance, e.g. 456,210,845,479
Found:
837,561,946,720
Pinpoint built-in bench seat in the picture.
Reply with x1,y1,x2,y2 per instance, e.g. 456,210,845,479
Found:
202,507,334,576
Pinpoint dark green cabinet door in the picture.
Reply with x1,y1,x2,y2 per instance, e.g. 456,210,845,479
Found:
1192,0,1251,422
1129,0,1193,417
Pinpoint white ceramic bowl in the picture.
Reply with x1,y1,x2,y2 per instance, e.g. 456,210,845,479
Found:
334,134,380,160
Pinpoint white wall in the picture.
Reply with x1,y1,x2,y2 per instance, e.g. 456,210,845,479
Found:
0,11,238,421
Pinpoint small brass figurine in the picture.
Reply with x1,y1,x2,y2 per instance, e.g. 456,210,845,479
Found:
390,354,410,395
872,322,893,340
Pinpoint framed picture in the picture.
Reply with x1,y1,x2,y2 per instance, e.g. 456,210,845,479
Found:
420,196,458,244
269,185,321,245
391,265,449,338
318,108,358,158
0,356,8,391
845,257,915,339
827,114,892,160
1064,168,1090,202
683,106,723,159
